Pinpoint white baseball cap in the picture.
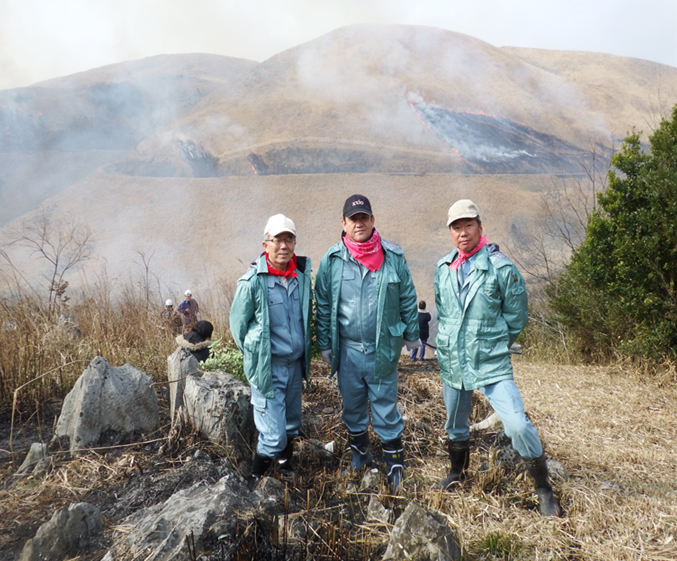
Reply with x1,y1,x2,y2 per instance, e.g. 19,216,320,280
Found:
264,214,296,237
165,299,173,306
447,199,480,226
184,289,192,296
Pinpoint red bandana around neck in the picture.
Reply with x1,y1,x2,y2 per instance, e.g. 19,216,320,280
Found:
342,228,385,272
265,253,298,278
450,236,489,271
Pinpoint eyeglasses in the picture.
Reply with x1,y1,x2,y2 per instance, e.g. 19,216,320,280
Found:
265,237,296,246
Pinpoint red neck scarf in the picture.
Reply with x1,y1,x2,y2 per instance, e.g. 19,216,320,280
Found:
342,228,385,272
450,236,488,271
265,253,298,278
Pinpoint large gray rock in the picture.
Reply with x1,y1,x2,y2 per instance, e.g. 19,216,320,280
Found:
53,356,159,452
382,502,461,561
167,347,202,421
19,502,102,561
105,469,277,561
181,370,256,468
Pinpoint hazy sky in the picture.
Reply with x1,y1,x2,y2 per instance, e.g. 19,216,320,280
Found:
1,0,675,90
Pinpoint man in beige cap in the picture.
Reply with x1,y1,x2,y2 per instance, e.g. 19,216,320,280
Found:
433,199,561,516
230,214,312,490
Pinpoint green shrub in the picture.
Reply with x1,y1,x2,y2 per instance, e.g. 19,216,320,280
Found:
550,104,677,362
203,338,247,384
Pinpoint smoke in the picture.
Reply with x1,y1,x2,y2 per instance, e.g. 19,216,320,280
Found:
1,0,674,91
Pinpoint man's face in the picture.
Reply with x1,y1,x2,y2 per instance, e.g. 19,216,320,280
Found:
342,213,375,243
262,232,296,270
185,294,192,301
449,218,483,253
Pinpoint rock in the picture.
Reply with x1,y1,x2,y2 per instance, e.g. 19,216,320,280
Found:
547,459,569,482
367,496,393,524
167,347,202,421
306,438,333,461
53,357,159,452
106,470,274,561
181,370,256,469
16,442,48,475
382,502,462,561
19,502,102,561
470,411,503,433
359,468,381,492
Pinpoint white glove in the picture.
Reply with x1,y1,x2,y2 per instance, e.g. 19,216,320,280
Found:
403,339,421,352
320,349,332,365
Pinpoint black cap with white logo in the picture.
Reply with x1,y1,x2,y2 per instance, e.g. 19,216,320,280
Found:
342,194,373,218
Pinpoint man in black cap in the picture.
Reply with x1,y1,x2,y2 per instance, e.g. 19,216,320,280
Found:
315,194,420,489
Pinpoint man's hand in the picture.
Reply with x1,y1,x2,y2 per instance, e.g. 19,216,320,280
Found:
320,350,332,365
403,339,421,351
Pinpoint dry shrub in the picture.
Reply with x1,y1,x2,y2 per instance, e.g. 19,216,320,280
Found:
0,272,236,414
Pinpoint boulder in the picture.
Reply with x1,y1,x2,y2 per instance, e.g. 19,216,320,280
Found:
382,502,461,561
367,496,393,525
105,469,277,561
167,347,202,421
53,357,159,452
181,370,256,469
16,442,48,475
19,502,102,561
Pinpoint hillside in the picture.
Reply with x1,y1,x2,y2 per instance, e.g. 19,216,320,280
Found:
0,24,676,294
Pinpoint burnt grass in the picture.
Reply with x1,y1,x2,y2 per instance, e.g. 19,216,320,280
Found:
0,357,508,561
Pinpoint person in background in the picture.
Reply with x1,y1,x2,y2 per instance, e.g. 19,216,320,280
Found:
230,214,312,491
433,199,560,516
176,320,214,363
177,289,200,333
410,300,431,361
161,299,183,334
314,194,420,490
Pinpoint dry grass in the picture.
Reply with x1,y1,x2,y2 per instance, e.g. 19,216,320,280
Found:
1,358,676,560
391,357,677,561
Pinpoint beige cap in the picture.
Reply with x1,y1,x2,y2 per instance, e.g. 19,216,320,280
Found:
447,199,480,226
264,214,296,237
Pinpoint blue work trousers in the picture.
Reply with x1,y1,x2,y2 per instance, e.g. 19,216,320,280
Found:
442,379,543,459
410,339,427,361
250,357,303,458
337,344,403,442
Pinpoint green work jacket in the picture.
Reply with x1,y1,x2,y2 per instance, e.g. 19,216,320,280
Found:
229,254,312,398
315,239,419,379
434,244,528,390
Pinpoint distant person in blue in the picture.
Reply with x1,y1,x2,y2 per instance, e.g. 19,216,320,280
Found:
177,289,200,333
229,214,312,491
410,301,431,361
433,199,560,516
315,194,420,490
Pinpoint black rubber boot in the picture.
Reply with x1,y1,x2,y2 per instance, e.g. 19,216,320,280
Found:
382,438,405,490
348,430,373,470
247,453,272,491
525,453,562,517
276,438,295,473
434,439,470,489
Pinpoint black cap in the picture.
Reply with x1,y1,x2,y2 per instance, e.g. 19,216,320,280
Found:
342,194,373,218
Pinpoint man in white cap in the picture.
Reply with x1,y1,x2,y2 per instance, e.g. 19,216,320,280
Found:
161,299,182,334
315,194,420,490
177,289,200,333
433,199,560,516
230,214,312,490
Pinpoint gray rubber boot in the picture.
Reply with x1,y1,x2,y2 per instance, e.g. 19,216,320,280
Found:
247,453,272,491
382,438,405,490
434,439,470,489
525,453,562,517
348,430,373,470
